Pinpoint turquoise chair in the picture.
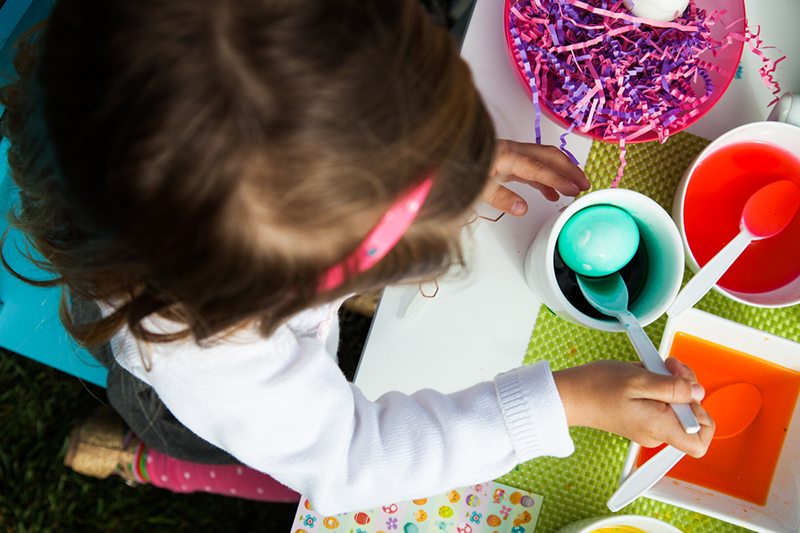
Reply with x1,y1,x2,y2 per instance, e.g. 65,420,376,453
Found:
0,0,107,387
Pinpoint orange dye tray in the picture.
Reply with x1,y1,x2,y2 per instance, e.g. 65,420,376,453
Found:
637,332,800,505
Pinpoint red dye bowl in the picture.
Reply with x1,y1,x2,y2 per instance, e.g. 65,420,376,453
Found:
673,121,800,307
504,0,745,143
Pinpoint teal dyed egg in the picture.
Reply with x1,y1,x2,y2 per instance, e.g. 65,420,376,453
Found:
557,205,640,277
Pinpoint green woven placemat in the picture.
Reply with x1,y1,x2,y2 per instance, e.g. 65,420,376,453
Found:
496,133,800,532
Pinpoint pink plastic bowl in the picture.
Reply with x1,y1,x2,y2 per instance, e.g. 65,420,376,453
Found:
504,0,745,143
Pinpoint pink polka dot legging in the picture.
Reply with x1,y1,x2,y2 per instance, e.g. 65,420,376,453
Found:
130,441,300,503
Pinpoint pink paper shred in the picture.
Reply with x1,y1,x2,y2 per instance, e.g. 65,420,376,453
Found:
509,0,786,186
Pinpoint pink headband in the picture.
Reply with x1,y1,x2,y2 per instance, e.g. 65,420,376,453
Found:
320,177,434,291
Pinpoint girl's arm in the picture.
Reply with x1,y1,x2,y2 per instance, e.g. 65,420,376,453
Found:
117,308,710,515
116,318,572,514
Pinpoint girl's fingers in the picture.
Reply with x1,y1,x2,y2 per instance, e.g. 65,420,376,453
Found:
531,182,561,202
665,357,699,384
493,140,590,195
483,184,528,216
481,181,561,216
633,369,705,404
513,141,590,188
660,402,715,458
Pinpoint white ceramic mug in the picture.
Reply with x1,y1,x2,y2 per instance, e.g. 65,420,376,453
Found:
524,188,685,332
673,93,800,307
768,92,800,127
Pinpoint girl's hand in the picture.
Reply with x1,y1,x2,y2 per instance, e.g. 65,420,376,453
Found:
553,358,715,458
483,140,591,216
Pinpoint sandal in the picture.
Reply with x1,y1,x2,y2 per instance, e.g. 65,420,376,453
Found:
63,406,148,485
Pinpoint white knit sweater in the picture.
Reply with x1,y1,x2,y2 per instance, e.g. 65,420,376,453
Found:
108,300,574,514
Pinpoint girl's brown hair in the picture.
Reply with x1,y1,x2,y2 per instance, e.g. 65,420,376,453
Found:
0,0,495,346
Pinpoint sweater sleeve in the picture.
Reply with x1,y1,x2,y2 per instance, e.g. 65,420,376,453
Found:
131,327,574,515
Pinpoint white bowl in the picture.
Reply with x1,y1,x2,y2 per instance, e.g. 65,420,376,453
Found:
556,514,682,533
672,121,800,308
524,189,684,332
619,308,800,532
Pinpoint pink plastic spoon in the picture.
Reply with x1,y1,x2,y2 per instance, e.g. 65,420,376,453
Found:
669,180,800,316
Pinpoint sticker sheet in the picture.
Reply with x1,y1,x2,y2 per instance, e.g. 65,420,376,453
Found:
292,481,543,533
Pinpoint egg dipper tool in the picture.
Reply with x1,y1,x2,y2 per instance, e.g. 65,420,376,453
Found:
669,180,800,317
607,382,763,512
559,206,701,434
577,274,701,434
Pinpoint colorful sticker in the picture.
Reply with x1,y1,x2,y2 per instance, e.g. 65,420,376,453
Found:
292,481,543,533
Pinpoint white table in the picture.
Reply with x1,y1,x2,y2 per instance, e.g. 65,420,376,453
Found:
354,0,799,400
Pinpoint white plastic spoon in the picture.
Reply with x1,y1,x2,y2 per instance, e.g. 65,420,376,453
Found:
669,180,800,317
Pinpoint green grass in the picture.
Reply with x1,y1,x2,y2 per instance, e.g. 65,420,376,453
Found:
0,349,297,533
0,308,372,532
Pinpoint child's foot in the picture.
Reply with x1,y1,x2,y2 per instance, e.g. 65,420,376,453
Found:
63,406,148,486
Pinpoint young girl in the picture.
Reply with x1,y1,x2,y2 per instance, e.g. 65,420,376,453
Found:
2,0,713,514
